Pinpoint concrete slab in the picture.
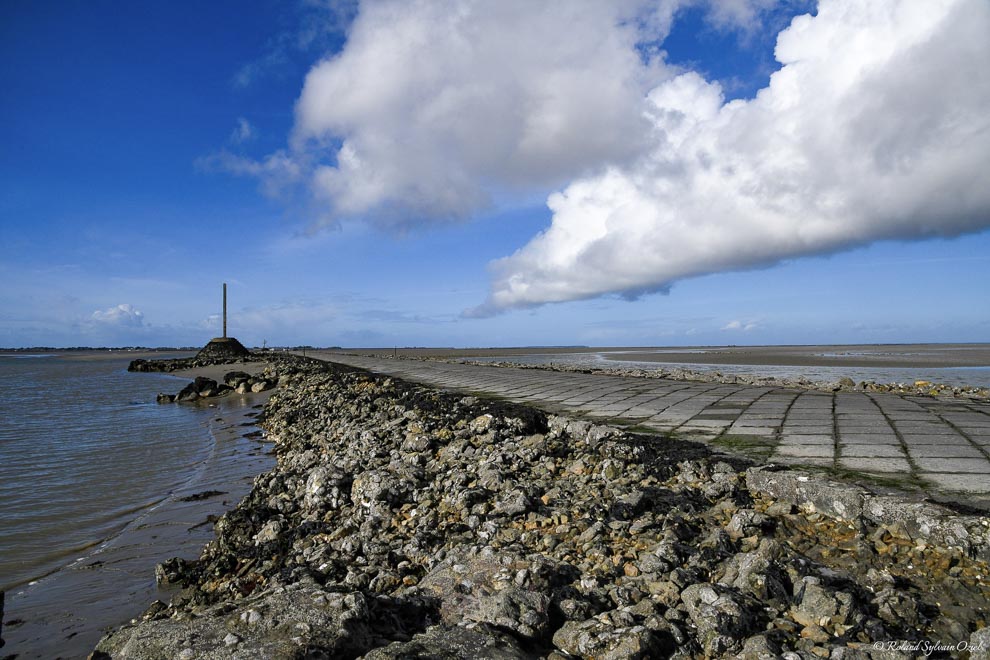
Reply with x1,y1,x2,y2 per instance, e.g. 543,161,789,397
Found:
839,457,913,473
900,434,972,445
914,458,990,473
838,434,901,444
682,418,734,428
782,426,834,435
840,444,906,458
776,444,835,458
726,426,777,437
837,424,896,433
892,424,963,435
773,456,834,467
921,473,990,493
779,434,834,444
908,445,986,458
313,353,990,500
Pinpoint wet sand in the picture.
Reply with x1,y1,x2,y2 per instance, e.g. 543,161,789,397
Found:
600,344,990,368
332,343,990,369
1,375,273,659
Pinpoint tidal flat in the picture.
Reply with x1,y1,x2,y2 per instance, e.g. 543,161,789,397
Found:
336,343,990,390
339,343,990,368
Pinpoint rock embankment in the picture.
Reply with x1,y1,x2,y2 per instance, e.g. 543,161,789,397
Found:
129,355,258,373
96,357,990,658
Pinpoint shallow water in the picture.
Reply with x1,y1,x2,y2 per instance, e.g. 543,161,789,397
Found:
0,353,275,658
0,354,210,592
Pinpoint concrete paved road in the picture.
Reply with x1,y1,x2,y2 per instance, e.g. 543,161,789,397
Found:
313,353,990,497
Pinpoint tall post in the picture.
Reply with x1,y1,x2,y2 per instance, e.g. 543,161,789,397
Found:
222,283,227,339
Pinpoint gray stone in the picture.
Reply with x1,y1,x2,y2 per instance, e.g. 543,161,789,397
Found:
418,554,554,641
253,519,282,545
790,577,839,627
223,370,252,387
745,468,866,521
725,510,772,540
969,626,990,660
552,618,667,660
361,624,536,659
862,496,990,559
680,583,755,655
717,539,789,607
738,634,781,660
95,585,372,659
175,383,200,402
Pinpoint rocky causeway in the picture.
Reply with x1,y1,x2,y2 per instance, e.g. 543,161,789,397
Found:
84,352,990,658
312,353,990,506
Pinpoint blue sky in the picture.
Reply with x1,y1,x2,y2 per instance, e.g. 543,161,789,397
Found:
1,0,988,348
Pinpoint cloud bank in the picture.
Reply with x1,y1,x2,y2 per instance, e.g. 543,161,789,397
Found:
277,0,990,313
474,0,990,314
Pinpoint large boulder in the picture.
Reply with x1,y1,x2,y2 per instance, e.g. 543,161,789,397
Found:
680,583,759,656
193,377,219,397
94,585,372,659
552,617,670,660
223,370,252,387
362,624,535,660
175,383,200,402
418,552,560,642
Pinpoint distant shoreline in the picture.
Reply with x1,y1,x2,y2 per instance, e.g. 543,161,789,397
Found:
4,343,989,370
0,347,199,353
330,343,990,370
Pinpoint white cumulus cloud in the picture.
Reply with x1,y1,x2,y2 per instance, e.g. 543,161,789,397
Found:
292,0,681,225
239,0,799,226
474,0,990,314
722,319,758,331
91,304,145,327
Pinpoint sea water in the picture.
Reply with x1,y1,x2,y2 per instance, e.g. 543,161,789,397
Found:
0,352,273,658
0,352,208,592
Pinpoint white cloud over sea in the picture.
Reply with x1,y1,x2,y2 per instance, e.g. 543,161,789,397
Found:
470,0,990,314
292,0,681,224
91,304,145,327
266,0,990,314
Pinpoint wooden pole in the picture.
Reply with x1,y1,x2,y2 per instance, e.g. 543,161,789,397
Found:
223,283,227,338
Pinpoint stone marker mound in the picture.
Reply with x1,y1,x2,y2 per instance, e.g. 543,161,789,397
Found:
195,337,252,361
